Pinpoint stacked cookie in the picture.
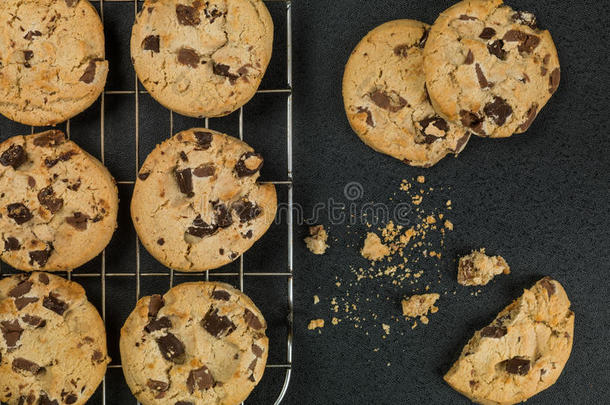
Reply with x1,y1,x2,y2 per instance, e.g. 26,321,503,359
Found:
343,0,560,167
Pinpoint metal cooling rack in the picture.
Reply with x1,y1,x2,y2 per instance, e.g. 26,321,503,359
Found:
0,0,293,404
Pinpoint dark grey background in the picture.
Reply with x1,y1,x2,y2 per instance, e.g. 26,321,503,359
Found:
0,0,608,404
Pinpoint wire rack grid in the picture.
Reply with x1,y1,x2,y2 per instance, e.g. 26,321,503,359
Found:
0,0,294,404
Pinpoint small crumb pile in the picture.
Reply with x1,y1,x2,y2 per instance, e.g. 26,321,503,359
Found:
401,293,440,329
305,225,329,255
360,232,390,261
458,249,510,286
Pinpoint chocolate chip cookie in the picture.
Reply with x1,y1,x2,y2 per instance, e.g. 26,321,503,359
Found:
130,0,273,118
120,282,268,405
131,128,276,271
343,20,470,167
0,0,108,126
0,272,109,405
0,130,118,271
445,277,574,404
424,0,560,138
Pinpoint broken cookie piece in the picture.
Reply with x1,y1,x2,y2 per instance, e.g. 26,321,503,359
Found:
308,319,325,330
444,277,574,405
401,293,440,325
304,225,329,255
458,248,510,286
360,232,390,261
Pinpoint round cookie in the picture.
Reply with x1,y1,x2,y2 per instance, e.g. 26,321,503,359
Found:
424,0,560,138
0,0,108,126
131,128,276,272
343,20,470,168
445,277,574,405
130,0,274,118
120,282,268,405
0,272,110,405
0,130,118,271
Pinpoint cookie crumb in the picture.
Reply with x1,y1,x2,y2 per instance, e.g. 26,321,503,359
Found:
304,225,329,254
382,323,390,335
444,220,454,230
416,175,425,183
308,319,325,330
360,232,390,261
331,317,339,325
458,249,510,286
402,293,440,324
313,295,320,305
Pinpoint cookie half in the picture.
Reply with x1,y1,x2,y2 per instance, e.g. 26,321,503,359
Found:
424,0,560,138
0,130,118,271
0,0,108,126
130,0,274,118
445,277,574,404
131,128,277,271
120,282,268,405
343,20,470,167
0,272,109,405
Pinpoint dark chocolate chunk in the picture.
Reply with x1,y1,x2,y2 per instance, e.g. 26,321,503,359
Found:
156,333,186,364
157,238,165,245
244,309,264,330
28,176,36,187
512,11,538,29
138,171,150,181
480,325,508,338
14,297,39,310
179,151,188,162
248,374,256,382
39,273,49,284
231,200,261,223
356,106,374,127
32,130,65,147
517,104,538,132
248,358,257,372
201,307,236,338
23,50,34,67
464,49,474,65
549,68,560,93
29,244,53,267
193,163,215,177
1,320,24,347
0,144,27,169
24,30,42,40
42,293,67,315
9,280,33,297
12,358,45,374
65,212,89,231
145,316,172,333
540,277,556,297
454,133,471,153
194,131,213,149
38,186,64,214
147,379,169,392
252,344,263,357
369,89,407,112
483,96,513,126
148,294,164,318
242,230,253,239
475,63,492,89
459,14,477,21
479,27,496,40
503,357,530,375
235,152,263,177
459,110,484,134
393,44,410,57
214,203,233,228
142,35,160,52
175,402,194,405
204,5,224,23
22,314,46,328
38,393,57,405
176,4,201,26
187,365,214,393
211,290,230,301
4,237,20,251
79,60,98,84
92,350,104,363
419,116,449,137
487,40,507,60
418,29,429,48
213,63,239,82
65,0,79,7
174,168,194,197
177,48,200,68
503,30,540,53
187,215,217,238
7,203,33,224
64,394,78,404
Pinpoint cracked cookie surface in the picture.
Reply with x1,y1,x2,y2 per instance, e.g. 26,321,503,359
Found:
130,0,273,118
0,272,109,405
120,282,268,405
0,0,108,126
424,0,560,138
0,130,118,271
445,277,574,405
343,20,470,167
131,128,276,271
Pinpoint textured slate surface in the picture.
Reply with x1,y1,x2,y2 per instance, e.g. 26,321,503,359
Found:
287,0,610,404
